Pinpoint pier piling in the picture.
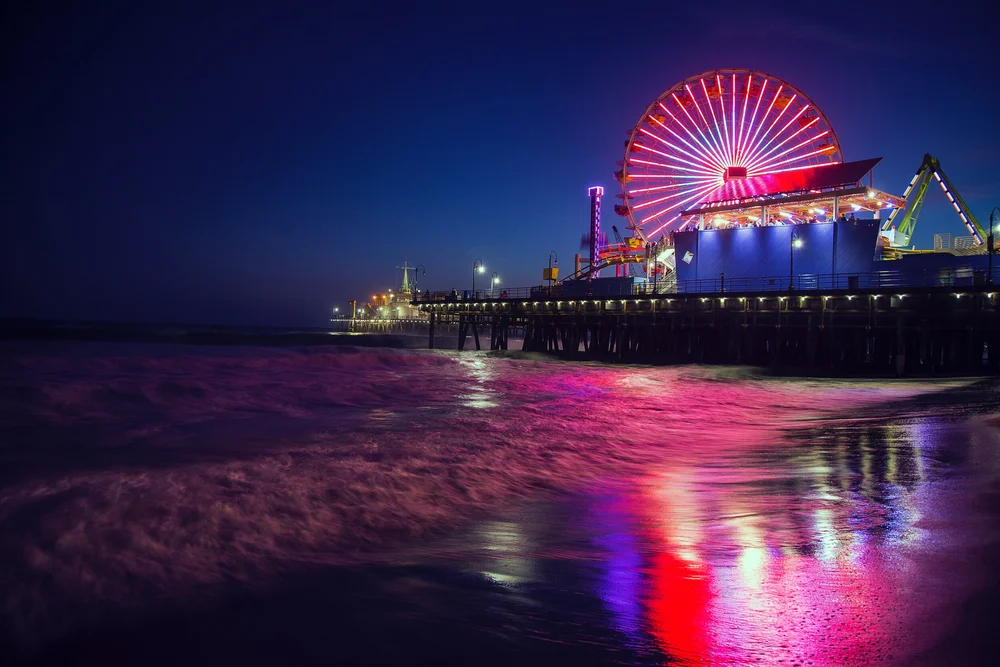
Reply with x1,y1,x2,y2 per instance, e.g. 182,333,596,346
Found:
417,285,1000,376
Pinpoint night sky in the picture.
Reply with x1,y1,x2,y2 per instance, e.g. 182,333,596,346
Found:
3,1,999,327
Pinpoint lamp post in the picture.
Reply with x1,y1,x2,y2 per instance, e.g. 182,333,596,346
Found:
472,259,485,297
990,208,1000,285
414,264,426,294
790,228,802,291
548,250,558,287
490,272,500,298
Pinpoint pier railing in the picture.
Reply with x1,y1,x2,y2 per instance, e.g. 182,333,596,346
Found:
659,265,994,295
412,266,998,303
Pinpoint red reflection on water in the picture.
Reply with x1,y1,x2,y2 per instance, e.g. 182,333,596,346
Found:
646,551,713,664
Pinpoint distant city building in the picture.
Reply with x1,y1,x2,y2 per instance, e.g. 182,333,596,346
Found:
954,236,977,250
933,233,952,250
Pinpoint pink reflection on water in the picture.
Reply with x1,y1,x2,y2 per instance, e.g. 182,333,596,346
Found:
591,413,990,666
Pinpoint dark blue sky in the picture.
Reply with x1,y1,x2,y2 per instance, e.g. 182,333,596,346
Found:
3,1,998,326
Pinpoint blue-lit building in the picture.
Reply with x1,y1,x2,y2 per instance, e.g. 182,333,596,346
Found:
664,157,989,292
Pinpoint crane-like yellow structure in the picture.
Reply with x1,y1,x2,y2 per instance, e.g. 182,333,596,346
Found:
881,154,986,248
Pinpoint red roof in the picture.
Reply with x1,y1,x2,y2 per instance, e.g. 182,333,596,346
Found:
688,158,882,211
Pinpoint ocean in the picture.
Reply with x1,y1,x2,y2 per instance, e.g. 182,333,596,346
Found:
1,327,999,665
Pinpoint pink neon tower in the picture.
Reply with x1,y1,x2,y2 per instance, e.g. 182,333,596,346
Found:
589,186,603,279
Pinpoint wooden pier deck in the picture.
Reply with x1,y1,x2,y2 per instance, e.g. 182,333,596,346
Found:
416,284,1000,376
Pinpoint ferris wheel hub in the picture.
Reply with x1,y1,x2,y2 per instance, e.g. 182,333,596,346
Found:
724,166,747,181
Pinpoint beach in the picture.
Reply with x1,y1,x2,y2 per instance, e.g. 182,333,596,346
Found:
1,339,998,665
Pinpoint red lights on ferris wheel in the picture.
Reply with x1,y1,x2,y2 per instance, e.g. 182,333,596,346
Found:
617,69,842,239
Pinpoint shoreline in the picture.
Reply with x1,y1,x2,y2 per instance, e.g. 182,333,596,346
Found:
2,341,998,665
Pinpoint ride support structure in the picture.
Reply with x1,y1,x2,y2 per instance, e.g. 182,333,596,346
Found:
881,154,986,247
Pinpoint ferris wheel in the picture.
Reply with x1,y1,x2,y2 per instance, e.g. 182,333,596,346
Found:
615,69,842,240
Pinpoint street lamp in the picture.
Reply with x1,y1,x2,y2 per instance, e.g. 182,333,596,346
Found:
473,259,485,296
790,228,802,291
491,272,500,298
414,264,426,293
548,250,558,287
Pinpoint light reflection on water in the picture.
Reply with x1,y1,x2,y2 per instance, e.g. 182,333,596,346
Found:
456,357,499,408
476,520,534,586
458,411,998,666
1,343,998,664
576,416,988,665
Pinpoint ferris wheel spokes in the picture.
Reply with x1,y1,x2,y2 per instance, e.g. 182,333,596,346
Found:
619,70,843,238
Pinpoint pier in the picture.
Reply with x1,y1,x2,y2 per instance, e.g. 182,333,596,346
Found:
416,272,1000,376
331,318,435,334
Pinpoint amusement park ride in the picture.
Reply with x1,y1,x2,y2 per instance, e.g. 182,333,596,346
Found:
564,68,989,286
880,154,986,248
403,68,998,373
